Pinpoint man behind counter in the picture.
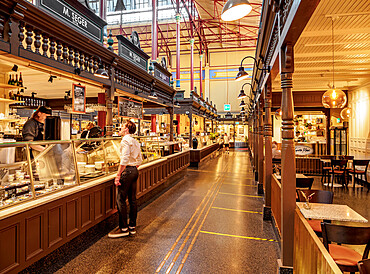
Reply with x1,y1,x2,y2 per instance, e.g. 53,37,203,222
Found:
22,106,52,151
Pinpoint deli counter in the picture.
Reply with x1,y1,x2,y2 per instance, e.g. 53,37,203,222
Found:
0,137,190,273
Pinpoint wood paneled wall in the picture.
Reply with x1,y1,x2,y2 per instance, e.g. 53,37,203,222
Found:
294,209,341,273
0,151,190,273
296,157,322,175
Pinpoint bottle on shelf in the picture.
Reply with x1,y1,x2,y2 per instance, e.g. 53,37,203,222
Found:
15,74,19,86
18,73,23,87
8,75,12,85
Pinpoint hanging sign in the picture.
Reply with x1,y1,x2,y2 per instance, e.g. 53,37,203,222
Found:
72,84,86,113
224,104,231,111
116,35,149,71
118,97,143,119
38,0,105,42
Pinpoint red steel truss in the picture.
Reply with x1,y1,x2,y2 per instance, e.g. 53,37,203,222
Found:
108,0,262,63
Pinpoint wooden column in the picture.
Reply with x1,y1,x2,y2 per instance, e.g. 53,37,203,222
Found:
279,43,296,272
254,108,258,182
167,107,174,141
188,111,193,147
258,97,264,194
105,66,115,137
263,78,272,220
151,114,156,133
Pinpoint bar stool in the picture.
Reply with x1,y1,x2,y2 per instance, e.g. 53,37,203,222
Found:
321,155,335,185
348,159,369,189
330,159,349,187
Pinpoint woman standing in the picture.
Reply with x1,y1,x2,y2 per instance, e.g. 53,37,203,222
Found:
224,133,230,154
108,121,143,238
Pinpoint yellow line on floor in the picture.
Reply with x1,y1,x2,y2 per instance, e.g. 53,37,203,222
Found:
199,230,277,242
211,206,262,215
222,183,257,187
218,192,262,198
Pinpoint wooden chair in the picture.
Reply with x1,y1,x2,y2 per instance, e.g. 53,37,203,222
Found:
321,223,370,273
321,155,335,184
296,177,314,189
330,159,348,187
358,259,370,274
348,159,369,189
297,189,333,237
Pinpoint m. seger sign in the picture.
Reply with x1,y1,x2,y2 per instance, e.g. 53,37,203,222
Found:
39,0,103,42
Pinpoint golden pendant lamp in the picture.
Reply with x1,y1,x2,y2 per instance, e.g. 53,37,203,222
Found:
322,18,347,109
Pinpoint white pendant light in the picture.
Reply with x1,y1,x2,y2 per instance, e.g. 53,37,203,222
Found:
221,0,252,22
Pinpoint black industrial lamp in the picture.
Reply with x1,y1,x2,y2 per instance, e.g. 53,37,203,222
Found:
148,91,158,99
240,107,245,113
12,65,18,72
238,82,255,99
221,0,252,22
93,56,109,79
235,56,270,82
239,100,246,108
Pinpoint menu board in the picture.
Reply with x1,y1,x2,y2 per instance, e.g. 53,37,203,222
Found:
118,97,143,119
72,84,86,113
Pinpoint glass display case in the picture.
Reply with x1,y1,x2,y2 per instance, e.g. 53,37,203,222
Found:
0,136,163,210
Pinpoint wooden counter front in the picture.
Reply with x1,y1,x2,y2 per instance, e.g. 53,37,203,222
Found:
0,150,190,273
190,143,220,167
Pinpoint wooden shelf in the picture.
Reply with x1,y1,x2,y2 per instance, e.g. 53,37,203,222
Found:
0,98,24,104
0,83,20,90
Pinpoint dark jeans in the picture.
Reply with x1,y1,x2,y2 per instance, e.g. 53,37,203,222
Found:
116,166,139,229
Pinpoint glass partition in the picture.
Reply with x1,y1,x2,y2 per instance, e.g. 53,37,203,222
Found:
0,142,34,207
0,136,163,210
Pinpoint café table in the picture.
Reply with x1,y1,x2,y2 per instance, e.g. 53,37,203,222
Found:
296,202,368,223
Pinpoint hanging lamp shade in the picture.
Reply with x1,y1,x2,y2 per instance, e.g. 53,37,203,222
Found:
340,107,351,120
322,88,347,108
237,89,247,100
240,107,245,113
221,0,252,22
274,108,282,119
239,100,246,107
235,67,249,82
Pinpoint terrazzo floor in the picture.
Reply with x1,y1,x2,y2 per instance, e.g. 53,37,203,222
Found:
23,150,280,273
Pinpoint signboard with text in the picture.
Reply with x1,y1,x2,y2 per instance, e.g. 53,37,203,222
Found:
116,35,149,71
118,97,143,119
72,84,86,113
38,0,105,42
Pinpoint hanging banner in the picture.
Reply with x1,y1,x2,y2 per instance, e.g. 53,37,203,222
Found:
72,83,86,113
118,97,143,119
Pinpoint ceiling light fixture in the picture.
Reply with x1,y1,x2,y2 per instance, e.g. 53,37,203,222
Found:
240,107,245,113
340,107,351,120
93,56,109,79
239,100,246,108
221,0,252,22
322,18,347,108
12,65,18,72
235,56,270,82
48,75,57,83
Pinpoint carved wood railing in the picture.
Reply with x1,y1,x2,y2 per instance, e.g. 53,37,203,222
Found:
271,174,281,234
294,208,342,273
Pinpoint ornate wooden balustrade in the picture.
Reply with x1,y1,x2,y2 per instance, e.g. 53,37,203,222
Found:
0,0,175,103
